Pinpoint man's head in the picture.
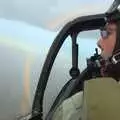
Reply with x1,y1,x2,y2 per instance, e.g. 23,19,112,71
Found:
92,3,120,79
97,7,120,61
97,22,117,60
97,17,120,79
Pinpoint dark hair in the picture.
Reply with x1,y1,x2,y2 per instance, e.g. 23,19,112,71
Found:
106,10,120,23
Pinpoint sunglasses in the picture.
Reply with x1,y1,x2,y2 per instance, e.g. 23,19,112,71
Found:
100,29,112,39
100,27,116,39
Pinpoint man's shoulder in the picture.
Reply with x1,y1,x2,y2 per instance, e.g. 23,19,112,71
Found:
83,77,120,120
52,77,118,120
52,92,83,120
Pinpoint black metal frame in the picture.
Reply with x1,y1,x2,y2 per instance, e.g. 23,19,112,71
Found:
31,13,105,120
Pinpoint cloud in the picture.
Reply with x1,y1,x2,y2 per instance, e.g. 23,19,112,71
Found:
0,19,57,54
0,0,114,31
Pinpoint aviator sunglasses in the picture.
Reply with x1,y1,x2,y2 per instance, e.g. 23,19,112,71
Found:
100,26,116,39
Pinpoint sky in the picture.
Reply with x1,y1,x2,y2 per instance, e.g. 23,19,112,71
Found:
0,17,99,120
0,0,114,119
0,0,114,31
0,19,56,120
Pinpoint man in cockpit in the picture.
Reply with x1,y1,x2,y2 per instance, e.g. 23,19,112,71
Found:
52,7,120,120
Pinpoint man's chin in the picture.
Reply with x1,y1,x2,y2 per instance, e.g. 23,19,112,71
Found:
100,52,112,60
